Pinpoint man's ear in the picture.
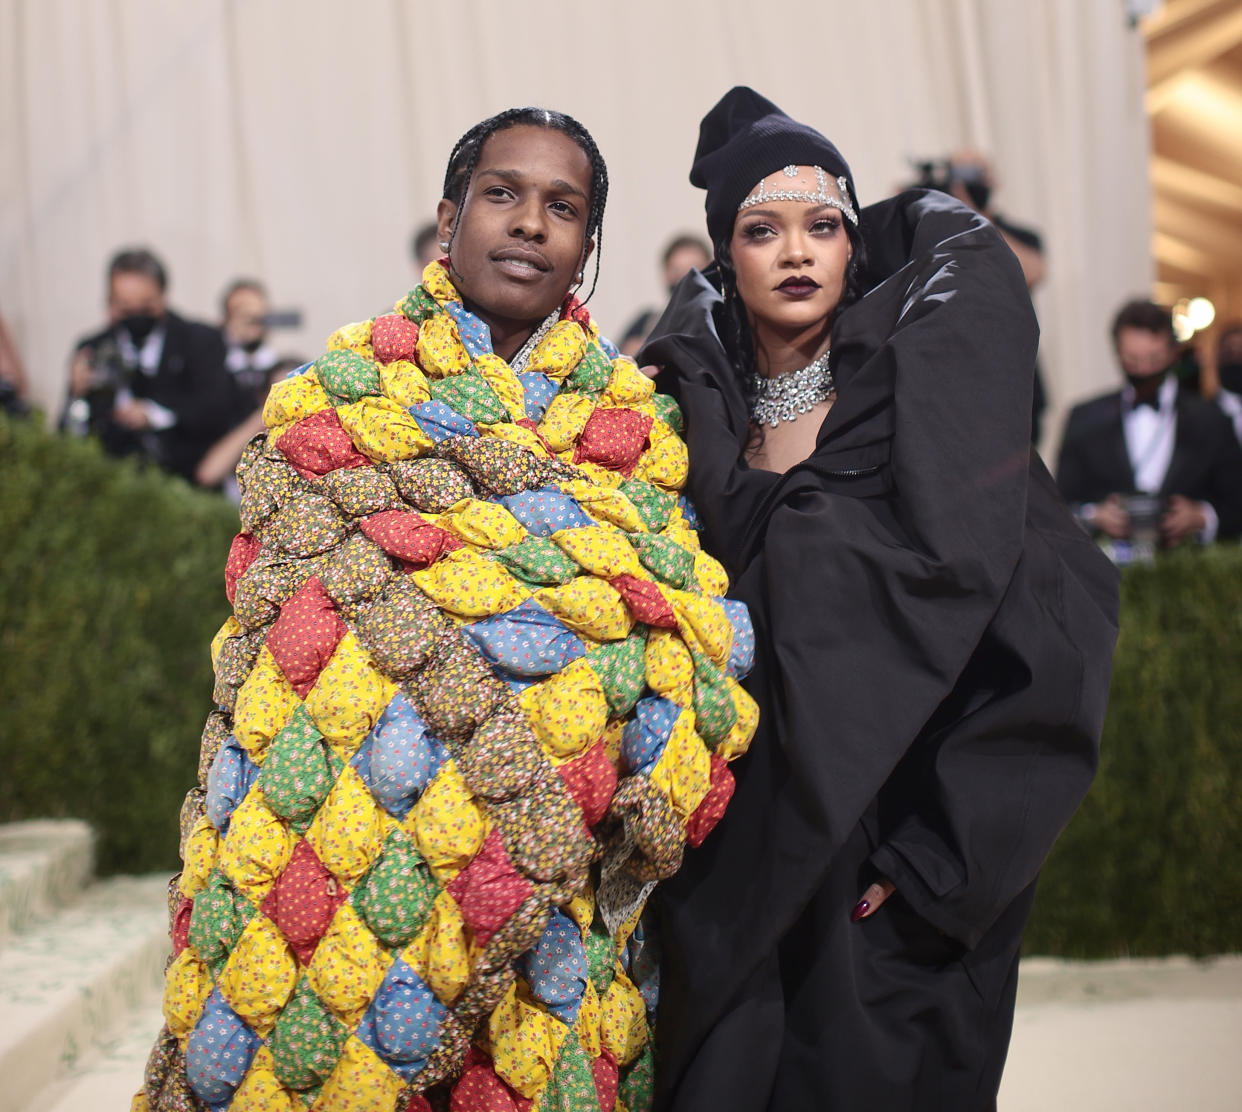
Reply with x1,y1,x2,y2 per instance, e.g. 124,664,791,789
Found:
579,237,596,273
436,199,458,249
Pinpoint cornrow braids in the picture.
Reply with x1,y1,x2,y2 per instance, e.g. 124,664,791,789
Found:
714,217,868,450
442,107,610,304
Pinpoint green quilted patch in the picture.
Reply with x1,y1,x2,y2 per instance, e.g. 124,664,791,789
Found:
316,349,380,405
495,537,581,587
689,648,737,748
257,706,336,833
564,344,612,395
268,978,349,1091
630,533,696,590
429,369,509,426
618,479,677,533
586,632,647,718
351,830,440,947
188,870,254,973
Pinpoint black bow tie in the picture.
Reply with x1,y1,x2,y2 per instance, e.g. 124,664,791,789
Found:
1132,395,1162,411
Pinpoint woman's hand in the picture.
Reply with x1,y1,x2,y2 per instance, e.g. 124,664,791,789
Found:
851,878,896,922
639,363,661,380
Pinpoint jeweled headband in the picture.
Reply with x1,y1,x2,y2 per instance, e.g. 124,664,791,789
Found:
737,164,859,227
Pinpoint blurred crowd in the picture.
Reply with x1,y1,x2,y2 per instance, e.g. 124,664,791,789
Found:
2,153,1238,553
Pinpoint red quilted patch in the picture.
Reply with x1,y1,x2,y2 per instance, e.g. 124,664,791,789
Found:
446,830,534,947
559,295,592,332
515,417,555,456
371,313,420,365
225,533,261,605
265,576,346,698
592,1049,619,1112
260,838,345,965
451,1051,533,1112
573,408,653,477
556,741,618,829
686,755,736,848
275,407,369,479
402,1096,433,1112
172,897,194,957
360,509,463,569
609,574,678,629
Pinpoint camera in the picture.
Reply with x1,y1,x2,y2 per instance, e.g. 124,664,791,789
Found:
909,158,992,211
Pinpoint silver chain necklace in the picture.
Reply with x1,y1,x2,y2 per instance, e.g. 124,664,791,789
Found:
509,309,561,374
748,350,835,428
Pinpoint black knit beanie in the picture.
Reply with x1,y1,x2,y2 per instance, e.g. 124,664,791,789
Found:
690,86,857,246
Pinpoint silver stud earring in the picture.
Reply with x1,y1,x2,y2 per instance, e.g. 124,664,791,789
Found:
439,240,450,252
575,272,584,284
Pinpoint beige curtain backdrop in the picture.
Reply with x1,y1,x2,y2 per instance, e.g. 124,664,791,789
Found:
0,0,1151,456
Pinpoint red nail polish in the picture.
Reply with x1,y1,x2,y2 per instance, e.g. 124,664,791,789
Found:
850,899,869,923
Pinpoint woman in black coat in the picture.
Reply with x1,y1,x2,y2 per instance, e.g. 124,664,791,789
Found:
641,87,1120,1112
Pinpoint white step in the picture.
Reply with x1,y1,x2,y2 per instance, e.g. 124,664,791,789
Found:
0,873,170,1112
0,821,94,945
22,994,165,1112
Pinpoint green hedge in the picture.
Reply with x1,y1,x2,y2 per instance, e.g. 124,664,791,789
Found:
3,415,1240,952
0,416,236,875
1024,545,1242,957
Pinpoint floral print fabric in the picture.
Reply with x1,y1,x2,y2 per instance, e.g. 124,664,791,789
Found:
136,262,757,1112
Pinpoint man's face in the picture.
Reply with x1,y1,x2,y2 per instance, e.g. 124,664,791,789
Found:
663,244,710,291
436,125,594,335
224,286,268,347
107,272,165,325
1116,326,1174,381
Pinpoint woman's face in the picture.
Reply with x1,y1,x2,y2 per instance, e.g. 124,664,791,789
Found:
437,125,594,335
729,166,853,341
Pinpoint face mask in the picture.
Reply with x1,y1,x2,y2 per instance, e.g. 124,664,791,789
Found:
241,335,266,354
119,313,160,346
1123,368,1168,394
1218,362,1242,394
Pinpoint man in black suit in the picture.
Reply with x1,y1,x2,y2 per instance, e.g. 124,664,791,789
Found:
1056,299,1242,544
63,248,242,482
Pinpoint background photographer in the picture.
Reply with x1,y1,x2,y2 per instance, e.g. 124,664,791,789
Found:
1056,299,1242,550
61,248,240,482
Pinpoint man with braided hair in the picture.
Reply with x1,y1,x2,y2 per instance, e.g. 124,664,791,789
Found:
135,107,756,1112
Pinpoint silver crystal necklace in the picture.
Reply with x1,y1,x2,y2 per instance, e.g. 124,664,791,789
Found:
748,349,835,428
508,309,561,374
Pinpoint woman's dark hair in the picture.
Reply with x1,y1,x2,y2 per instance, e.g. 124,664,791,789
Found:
441,107,609,304
713,216,868,426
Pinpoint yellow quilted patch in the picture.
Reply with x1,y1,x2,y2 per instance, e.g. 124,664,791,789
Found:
644,629,695,706
535,577,633,642
336,395,434,462
304,766,384,886
262,372,331,428
488,982,569,1098
632,418,689,491
306,902,392,1027
218,914,298,1036
693,550,730,596
229,1046,298,1112
162,948,212,1039
232,647,301,765
574,979,603,1059
518,657,608,759
315,1034,404,1111
560,480,648,532
218,790,294,903
661,508,702,553
440,498,527,550
551,526,643,579
538,391,595,451
599,971,648,1066
718,677,760,760
211,616,243,670
326,319,374,357
409,761,488,883
649,711,711,819
378,359,430,407
475,353,527,421
668,591,733,666
178,817,220,899
410,548,528,618
401,890,472,1007
526,320,587,382
479,420,553,458
416,314,470,379
602,359,656,407
303,631,395,755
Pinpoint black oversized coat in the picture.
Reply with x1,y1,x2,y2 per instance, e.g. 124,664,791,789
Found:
640,190,1120,1111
